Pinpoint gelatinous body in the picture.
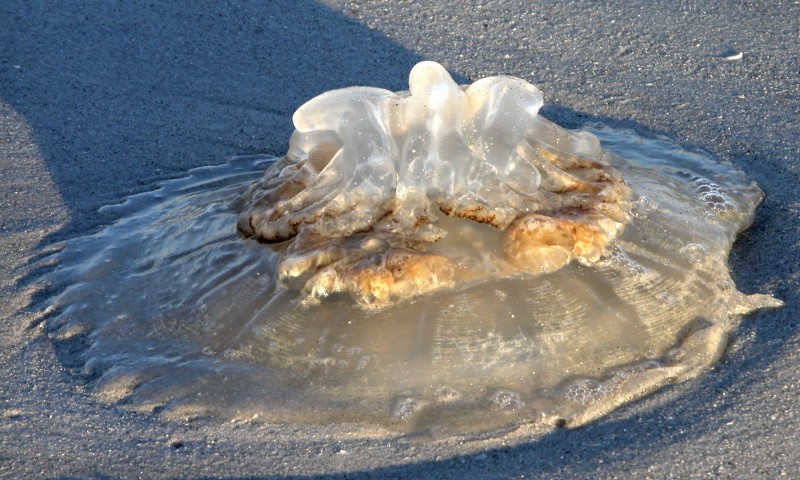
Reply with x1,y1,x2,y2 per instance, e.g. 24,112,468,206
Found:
38,63,780,438
239,62,632,307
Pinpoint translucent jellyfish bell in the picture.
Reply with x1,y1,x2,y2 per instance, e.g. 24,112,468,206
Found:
239,61,631,307
40,61,781,438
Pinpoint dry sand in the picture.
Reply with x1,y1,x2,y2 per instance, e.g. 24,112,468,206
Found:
1,1,798,478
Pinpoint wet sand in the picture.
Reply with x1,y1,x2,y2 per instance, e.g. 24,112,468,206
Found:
1,1,798,478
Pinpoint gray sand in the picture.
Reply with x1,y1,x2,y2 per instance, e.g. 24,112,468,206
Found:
1,1,797,478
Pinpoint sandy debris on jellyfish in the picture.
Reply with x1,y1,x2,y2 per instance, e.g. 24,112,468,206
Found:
239,61,632,307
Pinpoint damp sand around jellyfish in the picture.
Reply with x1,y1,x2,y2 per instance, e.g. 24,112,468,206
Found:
35,62,781,439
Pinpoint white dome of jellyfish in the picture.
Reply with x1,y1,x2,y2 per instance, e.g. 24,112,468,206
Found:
39,61,781,438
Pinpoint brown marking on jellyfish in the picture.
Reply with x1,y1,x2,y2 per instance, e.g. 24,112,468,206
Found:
413,215,435,229
503,214,577,273
503,213,620,272
350,264,395,306
437,203,505,229
302,248,457,307
543,182,583,194
567,217,611,264
387,250,453,280
385,250,455,295
268,211,321,243
376,205,397,224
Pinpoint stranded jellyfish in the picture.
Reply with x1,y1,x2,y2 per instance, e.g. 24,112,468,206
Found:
39,62,781,437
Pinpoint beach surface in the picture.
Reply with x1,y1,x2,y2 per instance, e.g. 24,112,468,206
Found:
1,1,798,478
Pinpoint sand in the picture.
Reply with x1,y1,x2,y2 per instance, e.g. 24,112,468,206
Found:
1,1,797,478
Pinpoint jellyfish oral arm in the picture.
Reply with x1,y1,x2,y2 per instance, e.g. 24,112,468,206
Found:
239,62,631,307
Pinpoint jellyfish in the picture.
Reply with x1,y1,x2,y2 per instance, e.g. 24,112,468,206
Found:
38,62,781,438
238,61,632,309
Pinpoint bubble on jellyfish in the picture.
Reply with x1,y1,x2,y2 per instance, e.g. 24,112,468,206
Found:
34,61,781,439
